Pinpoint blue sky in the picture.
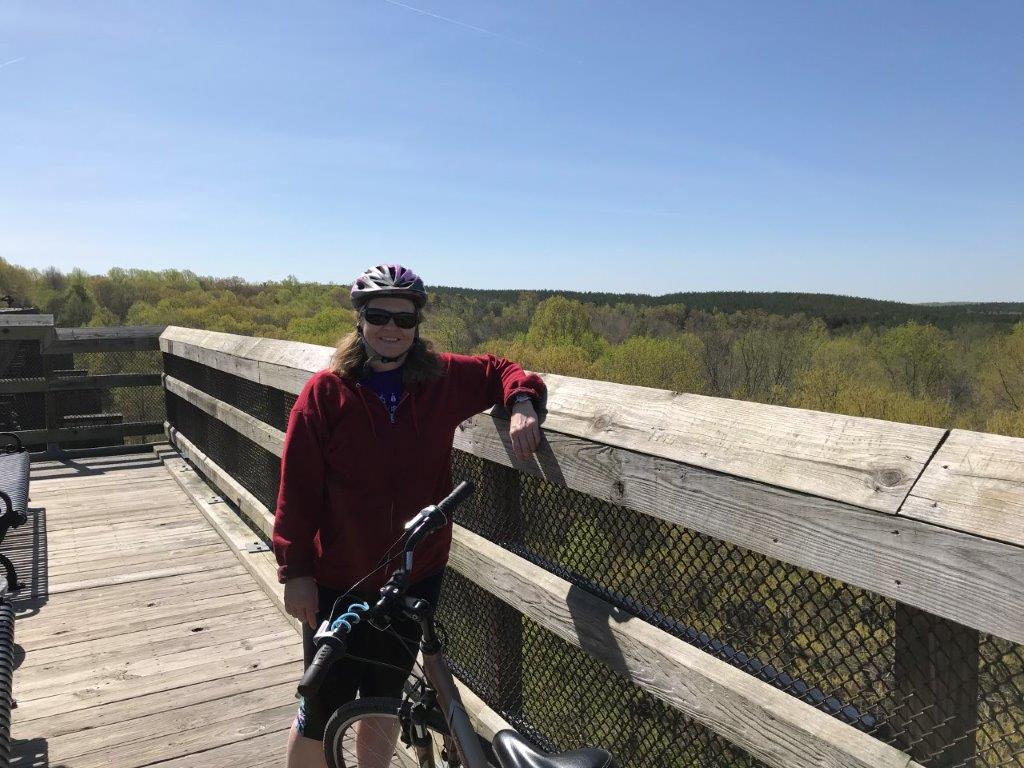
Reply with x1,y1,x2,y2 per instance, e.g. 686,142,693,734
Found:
1,1,1021,301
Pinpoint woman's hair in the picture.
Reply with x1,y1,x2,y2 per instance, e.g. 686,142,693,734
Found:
329,327,444,386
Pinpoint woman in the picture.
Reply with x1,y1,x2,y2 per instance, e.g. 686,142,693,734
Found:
273,264,545,767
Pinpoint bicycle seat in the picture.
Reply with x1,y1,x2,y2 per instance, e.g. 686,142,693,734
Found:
492,730,615,768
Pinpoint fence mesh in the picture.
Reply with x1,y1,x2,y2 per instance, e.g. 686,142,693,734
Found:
72,349,162,375
165,392,282,513
163,353,295,432
68,350,164,445
163,353,1024,768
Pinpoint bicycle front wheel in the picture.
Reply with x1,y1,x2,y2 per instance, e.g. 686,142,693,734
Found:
323,696,463,768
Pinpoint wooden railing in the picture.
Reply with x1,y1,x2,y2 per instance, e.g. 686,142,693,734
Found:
159,325,1024,768
0,312,166,454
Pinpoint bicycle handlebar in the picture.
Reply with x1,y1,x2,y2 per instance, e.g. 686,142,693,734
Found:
298,640,340,698
296,481,475,698
437,480,474,516
403,481,471,554
297,598,371,698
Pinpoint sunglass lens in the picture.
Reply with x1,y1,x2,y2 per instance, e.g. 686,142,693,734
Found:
393,314,418,329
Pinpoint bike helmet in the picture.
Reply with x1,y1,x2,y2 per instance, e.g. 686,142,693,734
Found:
350,264,427,309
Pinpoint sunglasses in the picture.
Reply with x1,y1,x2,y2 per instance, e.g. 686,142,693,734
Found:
362,307,420,329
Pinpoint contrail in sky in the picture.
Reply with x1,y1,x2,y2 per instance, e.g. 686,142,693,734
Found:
379,0,537,50
0,57,25,70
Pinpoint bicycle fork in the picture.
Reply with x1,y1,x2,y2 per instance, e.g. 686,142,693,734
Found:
411,603,491,768
406,719,462,768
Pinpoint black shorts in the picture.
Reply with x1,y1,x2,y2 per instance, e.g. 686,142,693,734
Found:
296,571,444,741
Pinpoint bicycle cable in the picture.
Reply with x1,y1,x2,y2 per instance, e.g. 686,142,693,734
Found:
319,528,435,689
342,650,422,679
325,526,410,622
385,621,427,681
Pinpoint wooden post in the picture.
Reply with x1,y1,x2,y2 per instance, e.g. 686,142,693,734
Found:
894,602,979,766
41,353,59,458
478,459,524,717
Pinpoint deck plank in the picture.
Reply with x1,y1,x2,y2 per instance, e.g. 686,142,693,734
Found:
152,729,289,768
33,662,298,740
19,586,272,651
11,453,303,767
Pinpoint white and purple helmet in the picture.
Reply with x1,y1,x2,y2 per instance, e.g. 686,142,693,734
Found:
350,264,427,309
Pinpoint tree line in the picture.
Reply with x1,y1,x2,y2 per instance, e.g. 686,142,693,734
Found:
1,259,1021,437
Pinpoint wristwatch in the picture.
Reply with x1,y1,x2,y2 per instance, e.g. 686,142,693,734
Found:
511,393,533,408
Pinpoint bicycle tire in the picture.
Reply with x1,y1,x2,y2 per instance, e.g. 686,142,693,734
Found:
324,696,464,768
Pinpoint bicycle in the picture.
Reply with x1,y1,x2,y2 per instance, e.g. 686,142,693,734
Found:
297,480,617,768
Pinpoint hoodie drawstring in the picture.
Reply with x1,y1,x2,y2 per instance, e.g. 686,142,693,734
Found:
410,391,421,437
354,385,379,442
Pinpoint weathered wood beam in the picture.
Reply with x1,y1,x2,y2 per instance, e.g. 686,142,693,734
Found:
0,315,55,342
163,375,283,457
900,429,1024,547
50,372,163,391
159,326,331,394
0,373,163,394
0,377,46,393
15,421,164,445
45,325,164,353
53,325,165,340
0,318,162,351
538,373,943,513
0,314,54,327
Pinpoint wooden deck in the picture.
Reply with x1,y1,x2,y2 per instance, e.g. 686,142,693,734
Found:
7,451,303,767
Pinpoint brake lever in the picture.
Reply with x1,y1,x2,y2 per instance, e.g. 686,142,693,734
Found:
403,504,439,531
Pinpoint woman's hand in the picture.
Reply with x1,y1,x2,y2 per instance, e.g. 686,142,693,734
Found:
284,576,319,629
510,399,542,461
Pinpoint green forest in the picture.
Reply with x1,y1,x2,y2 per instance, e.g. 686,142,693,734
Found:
2,258,1022,438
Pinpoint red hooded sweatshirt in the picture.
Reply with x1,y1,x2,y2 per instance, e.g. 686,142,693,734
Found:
272,353,546,592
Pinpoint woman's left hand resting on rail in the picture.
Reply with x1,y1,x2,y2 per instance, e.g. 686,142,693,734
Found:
509,399,542,461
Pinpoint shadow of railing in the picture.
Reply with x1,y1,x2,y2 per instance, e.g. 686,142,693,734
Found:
6,506,47,619
28,453,163,482
10,736,56,767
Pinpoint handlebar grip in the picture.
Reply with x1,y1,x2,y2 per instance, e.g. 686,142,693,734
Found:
436,481,474,516
297,642,338,699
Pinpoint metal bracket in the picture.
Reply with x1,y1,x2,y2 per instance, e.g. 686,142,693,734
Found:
246,541,270,553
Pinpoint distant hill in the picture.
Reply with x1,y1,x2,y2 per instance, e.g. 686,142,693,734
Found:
429,287,1024,330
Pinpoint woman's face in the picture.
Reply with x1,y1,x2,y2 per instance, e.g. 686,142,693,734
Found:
360,297,418,359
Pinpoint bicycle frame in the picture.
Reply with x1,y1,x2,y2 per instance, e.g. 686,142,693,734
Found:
406,597,491,768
